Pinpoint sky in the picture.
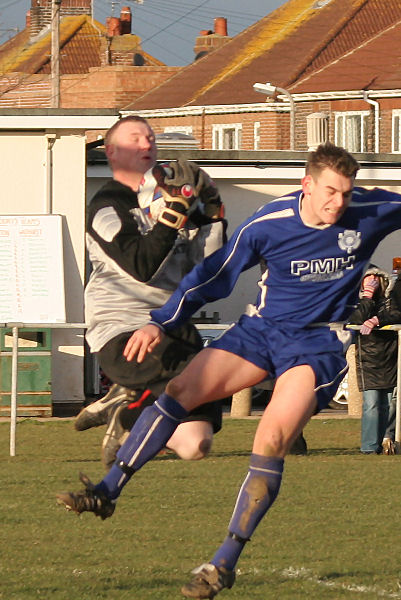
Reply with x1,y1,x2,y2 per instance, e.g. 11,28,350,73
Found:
0,0,286,65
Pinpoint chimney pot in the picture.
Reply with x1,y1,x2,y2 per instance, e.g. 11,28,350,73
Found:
120,6,131,34
214,17,227,36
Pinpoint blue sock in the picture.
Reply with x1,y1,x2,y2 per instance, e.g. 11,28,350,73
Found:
211,454,284,571
96,393,188,500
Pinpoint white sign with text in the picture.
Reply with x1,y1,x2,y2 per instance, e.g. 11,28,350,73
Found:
0,215,65,323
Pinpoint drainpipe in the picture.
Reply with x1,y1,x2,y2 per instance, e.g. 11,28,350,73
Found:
363,91,379,153
46,133,56,214
201,106,206,149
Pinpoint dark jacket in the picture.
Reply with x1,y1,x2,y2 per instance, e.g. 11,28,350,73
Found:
349,267,401,391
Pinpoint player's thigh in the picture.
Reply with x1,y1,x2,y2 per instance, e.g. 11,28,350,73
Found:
253,364,318,457
166,347,268,410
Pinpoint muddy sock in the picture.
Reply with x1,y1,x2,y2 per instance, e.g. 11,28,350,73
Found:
211,454,284,571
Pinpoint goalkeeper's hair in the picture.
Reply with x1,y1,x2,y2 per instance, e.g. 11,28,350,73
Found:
306,142,359,180
105,115,152,147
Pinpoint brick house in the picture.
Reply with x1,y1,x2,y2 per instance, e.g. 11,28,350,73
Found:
2,0,401,154
0,0,180,111
123,0,401,155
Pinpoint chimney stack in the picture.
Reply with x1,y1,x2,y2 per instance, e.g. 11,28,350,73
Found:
29,0,92,39
193,16,230,60
107,16,122,36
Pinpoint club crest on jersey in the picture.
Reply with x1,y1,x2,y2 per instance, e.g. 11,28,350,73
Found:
338,230,361,254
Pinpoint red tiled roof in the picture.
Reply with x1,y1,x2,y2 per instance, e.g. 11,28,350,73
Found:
298,0,401,79
0,16,106,75
0,15,163,76
126,0,401,111
38,18,103,74
290,19,401,92
126,0,366,110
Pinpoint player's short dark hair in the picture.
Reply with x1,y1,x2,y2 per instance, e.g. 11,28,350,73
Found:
306,142,359,179
105,115,151,146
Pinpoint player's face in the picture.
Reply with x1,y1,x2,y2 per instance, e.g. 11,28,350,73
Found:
301,167,354,226
106,121,157,175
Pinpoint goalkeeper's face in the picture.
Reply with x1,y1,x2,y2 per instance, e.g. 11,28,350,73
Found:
107,120,157,175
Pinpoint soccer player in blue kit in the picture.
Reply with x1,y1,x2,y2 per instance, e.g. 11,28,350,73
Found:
57,143,401,599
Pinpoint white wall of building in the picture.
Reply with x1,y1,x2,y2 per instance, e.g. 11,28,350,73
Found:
0,114,118,409
0,130,87,404
1,118,400,411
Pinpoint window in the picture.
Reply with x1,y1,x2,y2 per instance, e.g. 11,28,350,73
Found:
335,112,369,152
212,123,242,149
254,122,261,150
392,111,401,153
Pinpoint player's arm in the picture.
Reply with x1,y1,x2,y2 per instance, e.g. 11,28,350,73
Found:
356,188,401,236
150,215,262,331
123,323,164,363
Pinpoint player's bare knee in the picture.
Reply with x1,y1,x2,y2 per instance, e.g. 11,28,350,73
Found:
166,376,187,400
257,430,287,457
175,436,213,461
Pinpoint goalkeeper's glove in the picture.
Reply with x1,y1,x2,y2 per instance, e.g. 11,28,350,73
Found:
164,160,224,219
193,168,224,219
152,160,198,230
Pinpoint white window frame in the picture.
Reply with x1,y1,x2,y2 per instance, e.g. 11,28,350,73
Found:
253,121,261,150
163,126,193,134
212,123,242,150
334,111,369,152
392,110,401,153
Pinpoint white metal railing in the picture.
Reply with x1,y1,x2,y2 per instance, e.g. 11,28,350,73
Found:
3,322,401,456
3,322,86,456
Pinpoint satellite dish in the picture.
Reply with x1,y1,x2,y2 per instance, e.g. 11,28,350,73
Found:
133,53,145,66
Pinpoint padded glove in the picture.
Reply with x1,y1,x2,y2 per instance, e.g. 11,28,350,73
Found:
152,160,197,230
195,169,224,219
167,160,224,219
360,315,379,335
361,277,379,298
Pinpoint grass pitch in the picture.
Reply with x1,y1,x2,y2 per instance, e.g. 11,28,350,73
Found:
1,416,401,599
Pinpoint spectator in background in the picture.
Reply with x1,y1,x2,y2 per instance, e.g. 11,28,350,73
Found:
349,266,401,455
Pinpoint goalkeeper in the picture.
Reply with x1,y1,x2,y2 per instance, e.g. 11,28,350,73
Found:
77,115,226,470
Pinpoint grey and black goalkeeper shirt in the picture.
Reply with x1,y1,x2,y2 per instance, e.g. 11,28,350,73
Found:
85,179,226,352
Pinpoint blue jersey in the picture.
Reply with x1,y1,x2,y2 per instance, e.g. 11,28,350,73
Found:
150,187,401,331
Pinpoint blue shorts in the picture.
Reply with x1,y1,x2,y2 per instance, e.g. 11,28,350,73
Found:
209,314,350,412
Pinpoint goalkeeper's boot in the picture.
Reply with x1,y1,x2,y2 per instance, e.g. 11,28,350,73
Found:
75,384,137,431
101,389,158,470
101,401,130,471
56,473,115,520
181,563,235,599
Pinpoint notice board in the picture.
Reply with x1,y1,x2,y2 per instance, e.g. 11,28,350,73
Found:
0,215,66,323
